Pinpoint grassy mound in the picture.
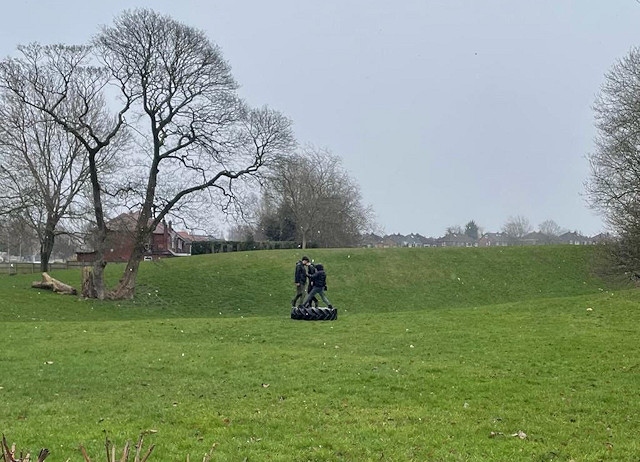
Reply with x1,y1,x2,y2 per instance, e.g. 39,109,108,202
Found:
1,245,639,460
2,245,610,321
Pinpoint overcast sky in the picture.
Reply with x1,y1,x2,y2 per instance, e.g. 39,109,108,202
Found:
1,1,638,237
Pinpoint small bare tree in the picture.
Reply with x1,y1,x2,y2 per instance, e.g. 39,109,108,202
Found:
264,147,372,248
502,215,532,239
538,219,564,237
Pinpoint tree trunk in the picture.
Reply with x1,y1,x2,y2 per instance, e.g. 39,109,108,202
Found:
109,243,144,300
84,149,109,300
82,262,106,299
39,223,56,273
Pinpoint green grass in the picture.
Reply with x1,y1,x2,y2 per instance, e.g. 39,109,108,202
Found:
1,246,639,460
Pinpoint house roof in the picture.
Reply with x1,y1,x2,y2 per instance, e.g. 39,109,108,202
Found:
438,233,475,243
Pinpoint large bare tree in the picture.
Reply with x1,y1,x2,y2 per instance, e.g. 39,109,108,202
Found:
95,9,294,299
586,46,640,276
0,43,132,298
0,11,294,299
0,90,94,272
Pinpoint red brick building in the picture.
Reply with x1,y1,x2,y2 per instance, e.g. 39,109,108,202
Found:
76,213,193,263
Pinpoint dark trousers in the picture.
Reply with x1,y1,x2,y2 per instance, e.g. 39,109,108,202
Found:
292,284,305,306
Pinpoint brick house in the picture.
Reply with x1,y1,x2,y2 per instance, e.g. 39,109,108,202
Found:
76,212,192,263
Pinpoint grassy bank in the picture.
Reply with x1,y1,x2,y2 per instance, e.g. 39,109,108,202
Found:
0,246,638,460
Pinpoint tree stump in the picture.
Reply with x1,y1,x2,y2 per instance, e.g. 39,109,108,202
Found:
31,272,78,295
81,266,98,299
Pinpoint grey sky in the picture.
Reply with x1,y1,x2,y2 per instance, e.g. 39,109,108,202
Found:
2,1,637,237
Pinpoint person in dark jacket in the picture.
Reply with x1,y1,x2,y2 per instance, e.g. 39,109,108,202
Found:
302,263,332,308
306,261,319,308
291,256,310,307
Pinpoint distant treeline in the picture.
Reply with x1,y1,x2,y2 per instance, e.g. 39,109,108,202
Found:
191,240,317,255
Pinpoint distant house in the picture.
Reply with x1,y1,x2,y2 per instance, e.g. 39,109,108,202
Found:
592,232,613,243
374,233,438,248
438,233,477,247
557,232,594,246
360,233,385,248
477,232,510,247
76,212,194,263
383,233,406,247
403,233,431,247
520,231,559,246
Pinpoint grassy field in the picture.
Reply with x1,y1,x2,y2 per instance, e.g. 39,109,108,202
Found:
1,245,639,460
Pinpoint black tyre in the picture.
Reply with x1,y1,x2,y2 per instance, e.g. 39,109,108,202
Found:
290,306,337,321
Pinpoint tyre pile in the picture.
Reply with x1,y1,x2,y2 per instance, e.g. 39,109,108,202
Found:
290,306,337,321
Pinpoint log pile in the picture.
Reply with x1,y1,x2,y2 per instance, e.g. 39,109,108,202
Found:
31,272,78,295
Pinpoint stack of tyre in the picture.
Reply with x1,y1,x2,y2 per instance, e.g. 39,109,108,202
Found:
291,306,337,321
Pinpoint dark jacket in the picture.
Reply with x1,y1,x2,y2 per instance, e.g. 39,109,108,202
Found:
294,261,307,284
308,268,326,289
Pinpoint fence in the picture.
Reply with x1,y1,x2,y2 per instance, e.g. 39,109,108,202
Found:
0,261,88,275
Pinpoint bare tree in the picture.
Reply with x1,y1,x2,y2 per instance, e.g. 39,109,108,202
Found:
0,88,94,271
587,47,640,232
0,43,131,298
502,215,532,239
95,9,295,299
538,219,564,237
0,216,38,259
264,147,373,249
586,46,640,276
0,12,293,299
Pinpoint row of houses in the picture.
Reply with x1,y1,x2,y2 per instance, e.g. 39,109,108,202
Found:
361,231,608,248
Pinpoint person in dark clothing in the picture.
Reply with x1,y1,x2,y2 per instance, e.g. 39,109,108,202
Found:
291,256,310,307
306,261,319,308
302,263,332,308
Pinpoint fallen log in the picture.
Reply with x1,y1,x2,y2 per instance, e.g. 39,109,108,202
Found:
31,272,78,295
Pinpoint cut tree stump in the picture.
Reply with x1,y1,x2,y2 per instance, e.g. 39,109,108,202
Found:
31,272,78,295
81,266,97,299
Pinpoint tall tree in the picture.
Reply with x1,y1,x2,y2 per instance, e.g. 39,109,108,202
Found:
257,196,296,242
0,11,293,299
95,9,294,299
263,147,372,248
0,96,91,272
0,43,128,286
586,46,640,276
